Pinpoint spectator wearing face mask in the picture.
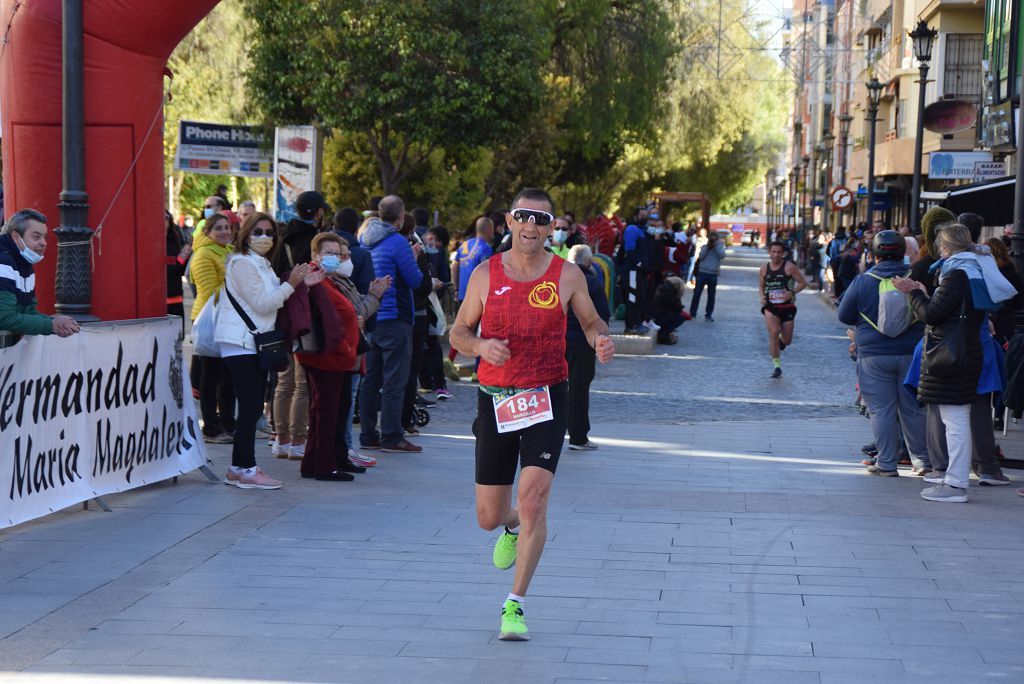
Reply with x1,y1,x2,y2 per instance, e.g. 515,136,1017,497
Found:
318,236,390,469
295,233,363,482
269,191,330,462
333,208,376,296
190,212,236,444
550,217,571,258
0,209,80,343
216,213,324,490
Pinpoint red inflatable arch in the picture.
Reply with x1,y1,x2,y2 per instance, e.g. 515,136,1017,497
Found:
0,0,220,320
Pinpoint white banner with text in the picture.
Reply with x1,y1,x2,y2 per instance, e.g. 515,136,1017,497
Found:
0,318,207,528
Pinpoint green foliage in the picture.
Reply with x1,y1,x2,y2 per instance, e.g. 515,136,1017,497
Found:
164,0,262,217
166,0,788,225
245,0,551,193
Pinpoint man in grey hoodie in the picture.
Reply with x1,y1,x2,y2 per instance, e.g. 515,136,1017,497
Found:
689,231,726,321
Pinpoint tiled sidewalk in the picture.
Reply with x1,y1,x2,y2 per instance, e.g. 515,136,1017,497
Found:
2,416,1023,683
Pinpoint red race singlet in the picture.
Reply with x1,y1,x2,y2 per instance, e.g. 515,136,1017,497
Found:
477,253,569,389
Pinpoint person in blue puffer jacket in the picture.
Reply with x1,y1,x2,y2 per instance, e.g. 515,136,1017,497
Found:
357,195,436,453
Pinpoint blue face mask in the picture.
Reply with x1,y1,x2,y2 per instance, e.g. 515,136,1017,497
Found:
425,246,439,255
320,254,341,272
203,207,216,219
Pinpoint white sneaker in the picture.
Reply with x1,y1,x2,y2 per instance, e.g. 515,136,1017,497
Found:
271,441,291,459
288,442,306,461
643,320,661,331
349,449,377,467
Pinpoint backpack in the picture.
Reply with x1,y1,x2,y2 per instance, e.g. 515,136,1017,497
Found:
860,270,914,337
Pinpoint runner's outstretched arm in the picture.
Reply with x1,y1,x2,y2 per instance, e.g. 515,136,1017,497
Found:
450,264,511,366
564,264,615,363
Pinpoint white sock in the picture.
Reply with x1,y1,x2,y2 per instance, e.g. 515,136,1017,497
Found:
506,525,520,535
243,467,258,477
229,466,244,473
506,593,525,605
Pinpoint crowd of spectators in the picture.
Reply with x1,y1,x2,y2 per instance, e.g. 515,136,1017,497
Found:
820,207,1024,501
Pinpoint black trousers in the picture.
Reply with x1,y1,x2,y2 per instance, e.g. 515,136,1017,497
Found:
223,354,268,469
565,338,596,446
420,334,447,391
623,268,644,328
199,356,236,436
402,313,430,428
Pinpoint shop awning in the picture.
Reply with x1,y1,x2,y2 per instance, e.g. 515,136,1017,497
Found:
942,176,1016,225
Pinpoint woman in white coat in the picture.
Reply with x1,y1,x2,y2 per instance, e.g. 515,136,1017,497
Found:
215,212,324,489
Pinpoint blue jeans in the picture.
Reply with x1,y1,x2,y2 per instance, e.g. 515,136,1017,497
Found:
359,320,412,447
689,273,718,318
857,354,929,471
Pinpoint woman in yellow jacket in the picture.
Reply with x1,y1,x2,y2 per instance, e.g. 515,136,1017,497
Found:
190,213,236,443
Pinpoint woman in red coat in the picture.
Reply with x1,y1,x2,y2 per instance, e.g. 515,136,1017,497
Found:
297,233,361,482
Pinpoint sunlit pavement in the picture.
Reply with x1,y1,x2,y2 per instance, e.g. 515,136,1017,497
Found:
2,248,1024,683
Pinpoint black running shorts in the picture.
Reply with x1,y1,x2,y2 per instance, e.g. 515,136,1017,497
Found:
474,381,569,485
762,303,797,323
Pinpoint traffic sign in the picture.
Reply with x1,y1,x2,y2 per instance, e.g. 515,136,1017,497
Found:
830,186,853,211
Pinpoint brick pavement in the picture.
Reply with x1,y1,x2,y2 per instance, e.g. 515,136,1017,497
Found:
1,247,1023,683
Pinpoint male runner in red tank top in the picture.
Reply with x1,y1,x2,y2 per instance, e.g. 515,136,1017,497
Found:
451,188,615,641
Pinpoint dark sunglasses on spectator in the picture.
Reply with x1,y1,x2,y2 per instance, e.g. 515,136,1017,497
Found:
511,208,554,226
251,228,275,237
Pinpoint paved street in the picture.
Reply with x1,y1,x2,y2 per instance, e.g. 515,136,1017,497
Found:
2,247,1024,684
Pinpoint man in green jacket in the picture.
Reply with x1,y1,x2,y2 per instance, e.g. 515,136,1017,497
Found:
0,209,79,342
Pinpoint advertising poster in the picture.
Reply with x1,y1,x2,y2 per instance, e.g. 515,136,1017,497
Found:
173,121,272,178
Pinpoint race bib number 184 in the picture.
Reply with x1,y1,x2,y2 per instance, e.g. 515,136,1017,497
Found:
492,387,553,434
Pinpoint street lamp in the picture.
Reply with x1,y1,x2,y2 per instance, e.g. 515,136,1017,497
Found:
801,155,811,239
909,19,938,233
838,113,853,186
788,169,797,233
866,77,884,227
822,129,835,236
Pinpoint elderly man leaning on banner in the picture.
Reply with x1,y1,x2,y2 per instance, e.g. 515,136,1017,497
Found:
0,209,79,343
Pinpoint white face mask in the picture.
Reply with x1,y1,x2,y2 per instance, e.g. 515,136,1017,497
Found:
337,259,354,278
553,229,568,244
14,233,44,264
249,235,273,256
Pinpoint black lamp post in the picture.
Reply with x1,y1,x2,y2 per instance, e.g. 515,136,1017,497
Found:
822,129,835,236
788,169,797,233
56,0,96,321
1014,69,1024,276
838,113,853,186
811,143,824,231
777,182,786,231
800,156,810,243
909,19,937,234
866,77,884,227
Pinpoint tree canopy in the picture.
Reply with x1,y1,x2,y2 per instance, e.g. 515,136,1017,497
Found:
165,0,788,224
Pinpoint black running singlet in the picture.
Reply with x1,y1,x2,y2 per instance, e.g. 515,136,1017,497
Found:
764,262,794,305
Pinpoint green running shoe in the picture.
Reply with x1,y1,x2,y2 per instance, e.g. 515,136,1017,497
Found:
492,528,518,569
499,599,529,640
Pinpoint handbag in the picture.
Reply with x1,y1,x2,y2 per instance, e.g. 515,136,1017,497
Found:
293,304,325,354
224,283,289,371
923,296,967,378
427,291,447,336
190,290,220,357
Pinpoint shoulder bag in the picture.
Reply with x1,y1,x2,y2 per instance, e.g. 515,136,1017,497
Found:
922,296,967,378
224,282,289,371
